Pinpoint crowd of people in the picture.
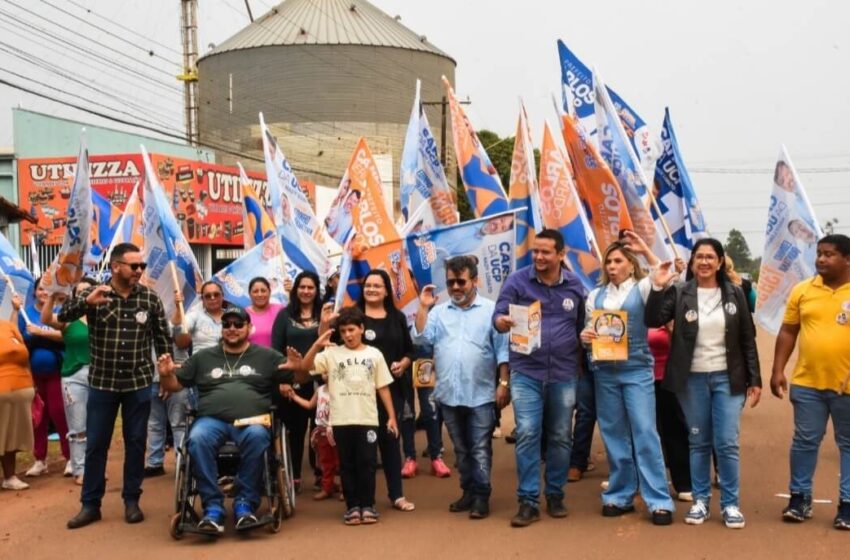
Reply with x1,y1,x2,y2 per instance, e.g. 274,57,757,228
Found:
1,231,849,535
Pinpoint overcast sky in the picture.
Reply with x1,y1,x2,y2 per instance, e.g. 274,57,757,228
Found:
1,0,847,254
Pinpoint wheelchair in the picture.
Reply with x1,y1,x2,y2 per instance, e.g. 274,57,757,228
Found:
170,406,296,539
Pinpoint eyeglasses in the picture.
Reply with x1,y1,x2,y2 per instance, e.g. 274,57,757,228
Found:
115,261,147,272
203,292,222,300
446,278,468,287
222,320,246,329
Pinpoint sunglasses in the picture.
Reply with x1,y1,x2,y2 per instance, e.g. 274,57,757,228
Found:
203,292,222,300
446,278,468,287
222,320,246,329
116,261,147,272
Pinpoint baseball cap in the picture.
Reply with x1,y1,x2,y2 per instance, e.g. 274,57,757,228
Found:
221,305,251,323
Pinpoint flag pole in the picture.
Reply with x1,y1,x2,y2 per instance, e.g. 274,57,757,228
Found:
98,180,141,282
168,260,186,326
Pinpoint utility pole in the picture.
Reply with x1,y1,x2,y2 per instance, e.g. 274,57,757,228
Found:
178,0,199,145
422,95,470,167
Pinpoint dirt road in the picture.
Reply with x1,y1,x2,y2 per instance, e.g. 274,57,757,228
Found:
1,332,847,559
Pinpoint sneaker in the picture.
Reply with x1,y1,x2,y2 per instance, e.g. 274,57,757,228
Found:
782,492,813,522
676,491,694,502
469,497,490,519
492,426,502,439
833,500,850,530
431,458,451,478
234,501,258,530
25,460,48,477
546,495,568,518
197,508,225,535
1,476,30,490
143,465,165,478
511,502,541,527
684,500,710,525
722,505,746,529
449,492,475,513
63,461,73,477
401,458,418,479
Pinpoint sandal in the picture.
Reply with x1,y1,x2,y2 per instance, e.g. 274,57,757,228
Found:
343,507,361,526
393,497,416,512
360,507,380,524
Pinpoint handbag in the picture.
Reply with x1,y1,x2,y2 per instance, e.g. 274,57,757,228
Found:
31,392,45,428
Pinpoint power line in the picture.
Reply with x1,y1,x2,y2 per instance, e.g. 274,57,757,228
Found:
690,167,850,174
66,0,183,56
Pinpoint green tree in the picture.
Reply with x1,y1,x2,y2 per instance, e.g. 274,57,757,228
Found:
725,228,754,274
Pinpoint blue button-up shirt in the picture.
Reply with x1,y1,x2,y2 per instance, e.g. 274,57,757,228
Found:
493,265,587,382
412,294,509,407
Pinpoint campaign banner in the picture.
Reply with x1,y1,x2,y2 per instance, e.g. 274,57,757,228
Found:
85,189,124,273
400,80,458,231
335,236,418,315
214,233,289,309
538,122,600,289
0,231,34,320
755,147,823,334
140,147,204,319
653,108,709,260
405,210,517,307
443,76,509,218
239,163,276,251
594,77,672,261
508,101,543,269
560,112,633,250
41,137,92,295
17,153,269,247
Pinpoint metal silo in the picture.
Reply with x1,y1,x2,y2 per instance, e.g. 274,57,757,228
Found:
197,0,457,213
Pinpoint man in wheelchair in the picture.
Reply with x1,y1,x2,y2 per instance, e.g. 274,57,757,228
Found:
157,305,305,534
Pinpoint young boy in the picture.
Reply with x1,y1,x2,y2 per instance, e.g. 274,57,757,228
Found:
302,306,398,525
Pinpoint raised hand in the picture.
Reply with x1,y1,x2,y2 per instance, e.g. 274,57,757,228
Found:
419,284,438,308
85,285,113,306
652,261,677,288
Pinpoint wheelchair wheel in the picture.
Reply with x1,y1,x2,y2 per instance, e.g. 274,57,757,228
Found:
173,452,186,513
275,429,295,518
170,513,184,540
269,463,285,533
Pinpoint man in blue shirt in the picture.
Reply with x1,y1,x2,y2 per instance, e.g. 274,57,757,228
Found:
413,255,510,519
493,229,588,527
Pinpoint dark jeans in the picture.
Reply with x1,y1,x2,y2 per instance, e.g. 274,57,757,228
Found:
280,383,315,480
402,386,443,460
335,425,379,510
570,370,596,470
440,403,495,499
655,381,691,493
81,386,151,509
377,385,404,501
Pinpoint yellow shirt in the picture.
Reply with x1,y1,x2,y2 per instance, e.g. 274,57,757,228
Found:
313,345,393,427
783,276,850,392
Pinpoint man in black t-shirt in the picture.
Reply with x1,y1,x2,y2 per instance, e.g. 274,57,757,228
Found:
158,306,303,534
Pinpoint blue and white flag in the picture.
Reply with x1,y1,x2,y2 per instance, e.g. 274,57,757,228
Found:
214,233,289,309
755,147,823,334
400,80,458,232
652,109,709,260
140,146,203,318
0,231,35,320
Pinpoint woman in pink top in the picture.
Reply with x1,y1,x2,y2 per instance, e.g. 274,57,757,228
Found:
246,277,284,348
648,325,692,502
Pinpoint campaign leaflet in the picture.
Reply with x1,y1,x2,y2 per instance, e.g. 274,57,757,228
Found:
591,309,628,361
509,300,541,355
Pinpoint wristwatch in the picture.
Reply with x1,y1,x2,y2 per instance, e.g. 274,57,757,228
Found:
499,379,510,388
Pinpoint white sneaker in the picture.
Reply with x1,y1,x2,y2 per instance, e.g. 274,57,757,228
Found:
684,500,710,525
722,505,746,529
677,491,694,502
2,476,30,490
63,461,73,477
25,460,48,477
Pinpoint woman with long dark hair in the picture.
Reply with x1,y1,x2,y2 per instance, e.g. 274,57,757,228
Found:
356,269,416,512
271,271,323,493
647,238,761,529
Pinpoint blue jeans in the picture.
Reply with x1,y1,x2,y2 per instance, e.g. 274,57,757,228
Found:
677,371,745,509
145,382,189,468
511,371,576,506
81,386,151,508
594,367,674,512
403,387,443,460
62,366,89,477
188,416,271,511
440,403,495,498
570,370,596,470
789,385,850,501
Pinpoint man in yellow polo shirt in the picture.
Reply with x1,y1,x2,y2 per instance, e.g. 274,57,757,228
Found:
771,234,850,530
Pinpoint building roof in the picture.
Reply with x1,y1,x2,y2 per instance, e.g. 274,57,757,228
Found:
203,0,453,62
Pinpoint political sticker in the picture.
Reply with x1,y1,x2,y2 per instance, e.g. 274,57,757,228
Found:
366,429,378,443
135,310,148,324
685,309,698,323
837,312,848,326
364,329,376,341
724,302,738,316
562,298,575,312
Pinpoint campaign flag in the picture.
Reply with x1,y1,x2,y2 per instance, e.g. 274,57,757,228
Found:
755,147,823,334
140,146,203,318
214,233,289,309
85,189,123,273
400,80,458,231
557,40,661,170
406,211,517,308
259,113,331,282
509,101,544,269
559,112,633,250
653,108,709,260
0,231,35,320
594,75,672,261
538,122,601,289
238,163,276,251
442,76,508,218
115,181,145,249
41,134,92,295
29,235,41,277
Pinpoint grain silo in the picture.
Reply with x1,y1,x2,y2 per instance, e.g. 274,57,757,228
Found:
197,0,457,214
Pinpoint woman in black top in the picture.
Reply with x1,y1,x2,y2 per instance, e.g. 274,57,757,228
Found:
356,269,416,512
271,271,323,492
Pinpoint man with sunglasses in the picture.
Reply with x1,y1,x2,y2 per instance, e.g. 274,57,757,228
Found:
59,243,171,529
413,255,510,520
157,306,305,534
